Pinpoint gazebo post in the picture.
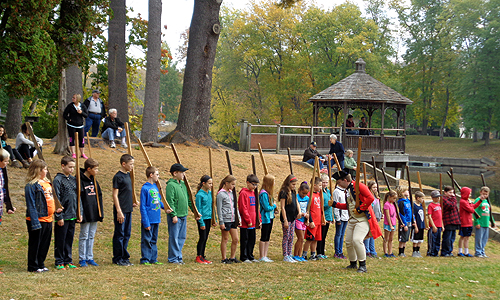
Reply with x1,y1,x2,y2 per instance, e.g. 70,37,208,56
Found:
403,107,407,153
342,101,348,144
313,103,318,127
396,108,401,136
380,103,385,154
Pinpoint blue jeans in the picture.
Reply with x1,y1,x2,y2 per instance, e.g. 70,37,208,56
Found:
102,127,126,141
84,113,102,137
334,220,347,255
441,228,456,256
427,227,442,256
306,158,324,169
475,227,489,256
141,223,159,263
167,215,187,263
330,159,345,170
364,237,377,255
112,211,132,263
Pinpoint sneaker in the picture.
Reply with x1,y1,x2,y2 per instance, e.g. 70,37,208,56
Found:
262,257,273,263
22,160,30,168
457,253,465,257
115,260,129,266
42,267,49,272
357,265,367,273
309,255,318,261
81,153,88,159
65,263,78,269
412,251,419,258
196,256,207,264
292,255,302,262
201,257,212,264
87,260,99,266
10,160,22,168
415,251,423,258
72,153,77,159
221,259,232,264
334,254,342,259
141,262,152,266
389,254,396,258
398,253,406,257
229,258,241,264
384,254,391,258
121,143,128,148
170,261,185,265
153,262,164,265
442,253,454,257
464,254,473,257
366,253,373,258
339,254,347,259
243,259,252,263
110,141,116,148
251,259,260,263
283,256,296,263
79,260,88,267
55,265,65,270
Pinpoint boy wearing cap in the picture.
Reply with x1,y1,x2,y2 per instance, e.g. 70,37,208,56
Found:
165,163,191,264
112,154,136,266
426,190,442,257
302,141,325,169
83,89,106,137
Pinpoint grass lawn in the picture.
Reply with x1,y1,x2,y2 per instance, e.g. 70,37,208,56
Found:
405,135,500,163
1,140,499,299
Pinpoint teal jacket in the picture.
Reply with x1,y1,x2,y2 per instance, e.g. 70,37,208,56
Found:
323,188,333,222
165,178,189,218
195,189,213,226
259,190,276,224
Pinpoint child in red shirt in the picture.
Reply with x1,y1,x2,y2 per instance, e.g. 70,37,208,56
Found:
302,177,325,260
458,187,480,257
238,174,260,263
427,190,442,257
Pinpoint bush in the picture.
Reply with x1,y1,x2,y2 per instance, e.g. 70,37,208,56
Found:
406,128,419,135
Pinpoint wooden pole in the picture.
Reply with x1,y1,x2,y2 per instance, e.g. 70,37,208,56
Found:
417,171,428,228
332,152,342,171
225,150,239,224
75,132,82,221
315,159,326,225
363,162,367,184
328,155,333,203
86,132,92,158
209,148,217,227
439,173,443,209
137,138,172,212
258,143,269,175
406,165,414,235
25,122,63,209
124,123,138,206
307,156,319,218
251,155,260,228
287,147,293,175
355,137,362,208
171,143,200,219
480,174,495,227
447,170,480,219
371,156,380,204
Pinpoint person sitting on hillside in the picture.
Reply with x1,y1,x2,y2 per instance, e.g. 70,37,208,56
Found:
101,109,126,148
302,141,325,170
15,123,43,164
359,117,369,135
345,115,359,135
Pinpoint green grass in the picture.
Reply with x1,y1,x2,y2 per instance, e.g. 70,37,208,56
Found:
406,135,500,163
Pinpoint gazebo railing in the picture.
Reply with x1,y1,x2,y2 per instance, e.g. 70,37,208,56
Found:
239,121,406,154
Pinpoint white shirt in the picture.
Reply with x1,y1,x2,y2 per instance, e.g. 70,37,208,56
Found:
333,186,349,221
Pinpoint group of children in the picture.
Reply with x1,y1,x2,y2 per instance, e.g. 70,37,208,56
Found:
0,146,496,273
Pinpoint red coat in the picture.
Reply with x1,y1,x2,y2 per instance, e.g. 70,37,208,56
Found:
459,187,481,227
238,188,261,228
335,181,382,239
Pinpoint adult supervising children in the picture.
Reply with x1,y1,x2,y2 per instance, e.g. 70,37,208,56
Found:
83,89,106,137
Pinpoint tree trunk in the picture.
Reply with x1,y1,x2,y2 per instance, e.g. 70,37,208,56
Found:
164,0,222,147
54,64,83,154
108,0,128,122
5,97,23,138
141,0,162,143
439,85,450,141
472,128,478,142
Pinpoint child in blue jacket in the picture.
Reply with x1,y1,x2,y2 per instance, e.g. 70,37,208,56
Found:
195,175,214,264
259,174,277,262
140,167,165,265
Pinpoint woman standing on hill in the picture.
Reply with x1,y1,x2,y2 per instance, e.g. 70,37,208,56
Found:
63,94,88,159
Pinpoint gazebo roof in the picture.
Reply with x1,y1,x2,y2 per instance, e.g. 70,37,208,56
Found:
309,58,413,105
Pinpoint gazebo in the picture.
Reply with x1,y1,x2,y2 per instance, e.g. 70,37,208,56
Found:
308,58,413,169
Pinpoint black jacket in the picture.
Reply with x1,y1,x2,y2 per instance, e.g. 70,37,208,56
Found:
302,147,323,162
83,97,106,119
101,116,124,134
63,102,88,127
80,169,103,223
53,173,78,221
329,142,345,162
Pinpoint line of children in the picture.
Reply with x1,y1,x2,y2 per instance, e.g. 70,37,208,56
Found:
411,191,427,258
259,174,277,262
238,174,260,263
194,175,214,264
293,181,309,262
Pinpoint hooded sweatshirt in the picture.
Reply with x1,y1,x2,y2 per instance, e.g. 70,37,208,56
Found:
80,168,103,223
140,181,164,228
238,187,260,229
459,187,480,227
53,172,78,221
165,178,189,218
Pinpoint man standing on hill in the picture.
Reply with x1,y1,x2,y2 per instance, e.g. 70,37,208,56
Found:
84,89,106,137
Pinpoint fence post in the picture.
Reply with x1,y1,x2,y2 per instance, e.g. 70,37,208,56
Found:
276,124,281,154
310,125,314,143
239,121,248,151
247,123,252,152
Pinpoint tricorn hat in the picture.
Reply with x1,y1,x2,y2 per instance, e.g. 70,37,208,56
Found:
332,170,349,181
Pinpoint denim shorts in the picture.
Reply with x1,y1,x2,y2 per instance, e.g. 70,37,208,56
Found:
384,224,394,232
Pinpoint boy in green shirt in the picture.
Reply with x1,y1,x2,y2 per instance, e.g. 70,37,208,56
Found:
473,186,496,258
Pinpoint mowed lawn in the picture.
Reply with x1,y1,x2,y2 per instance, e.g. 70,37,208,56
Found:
1,141,499,299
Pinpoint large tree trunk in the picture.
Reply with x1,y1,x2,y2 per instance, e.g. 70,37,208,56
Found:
108,0,128,122
5,97,23,138
439,86,450,141
163,0,222,147
141,0,162,143
54,64,83,154
472,128,478,142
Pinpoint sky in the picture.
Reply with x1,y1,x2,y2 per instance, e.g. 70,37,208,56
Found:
127,0,368,61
